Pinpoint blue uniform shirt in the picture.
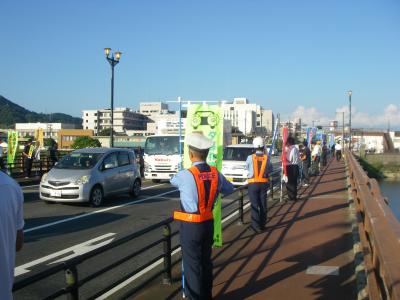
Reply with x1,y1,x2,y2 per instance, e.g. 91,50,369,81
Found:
170,161,235,213
245,151,273,179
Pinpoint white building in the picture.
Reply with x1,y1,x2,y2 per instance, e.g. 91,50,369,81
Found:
352,131,386,153
139,102,169,118
82,108,148,134
222,98,274,136
15,123,77,140
389,131,400,151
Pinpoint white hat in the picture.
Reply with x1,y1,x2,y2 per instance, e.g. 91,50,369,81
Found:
186,132,213,151
253,136,264,148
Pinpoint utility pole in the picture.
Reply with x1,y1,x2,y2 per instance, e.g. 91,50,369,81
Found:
341,112,345,151
348,90,352,151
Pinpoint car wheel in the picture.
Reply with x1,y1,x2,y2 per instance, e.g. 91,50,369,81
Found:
152,179,161,183
90,185,104,207
130,179,141,198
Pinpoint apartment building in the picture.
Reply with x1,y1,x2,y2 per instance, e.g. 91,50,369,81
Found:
15,123,77,140
82,108,148,134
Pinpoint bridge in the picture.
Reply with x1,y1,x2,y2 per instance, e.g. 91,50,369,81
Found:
12,151,400,299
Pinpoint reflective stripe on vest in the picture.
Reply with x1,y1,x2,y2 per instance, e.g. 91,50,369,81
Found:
173,165,219,223
247,154,269,183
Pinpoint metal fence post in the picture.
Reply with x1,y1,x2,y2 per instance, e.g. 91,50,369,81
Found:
270,175,274,200
238,188,244,225
162,224,172,285
65,266,79,300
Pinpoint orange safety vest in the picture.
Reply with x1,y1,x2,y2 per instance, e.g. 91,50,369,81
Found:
173,165,219,223
247,154,269,184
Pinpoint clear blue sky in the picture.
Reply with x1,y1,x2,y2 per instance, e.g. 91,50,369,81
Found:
1,0,399,128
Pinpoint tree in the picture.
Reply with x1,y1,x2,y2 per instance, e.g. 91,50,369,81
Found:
71,136,101,149
97,128,116,136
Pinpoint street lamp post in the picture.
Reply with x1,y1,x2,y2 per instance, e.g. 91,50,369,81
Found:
104,48,122,148
348,90,352,151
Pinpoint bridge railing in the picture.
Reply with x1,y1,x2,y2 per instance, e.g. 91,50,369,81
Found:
13,168,282,299
5,151,71,178
346,150,400,300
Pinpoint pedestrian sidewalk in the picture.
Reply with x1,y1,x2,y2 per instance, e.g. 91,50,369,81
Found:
133,158,357,300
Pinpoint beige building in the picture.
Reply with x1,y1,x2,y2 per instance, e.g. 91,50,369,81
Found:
58,129,94,149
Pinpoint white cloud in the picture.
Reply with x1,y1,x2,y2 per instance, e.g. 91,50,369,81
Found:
289,104,400,129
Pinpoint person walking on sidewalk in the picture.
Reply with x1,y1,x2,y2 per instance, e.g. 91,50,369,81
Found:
171,132,234,300
335,142,342,161
49,142,58,167
321,142,328,168
0,171,24,300
245,136,273,233
22,139,34,178
311,141,322,175
285,136,300,201
300,140,311,187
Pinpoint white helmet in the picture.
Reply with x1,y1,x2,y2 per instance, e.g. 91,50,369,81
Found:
253,136,264,149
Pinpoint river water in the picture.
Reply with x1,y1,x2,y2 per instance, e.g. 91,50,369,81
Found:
379,180,400,221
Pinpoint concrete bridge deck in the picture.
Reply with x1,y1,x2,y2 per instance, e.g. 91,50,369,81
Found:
134,158,357,300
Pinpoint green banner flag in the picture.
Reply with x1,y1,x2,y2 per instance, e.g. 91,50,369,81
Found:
7,130,19,165
184,103,224,247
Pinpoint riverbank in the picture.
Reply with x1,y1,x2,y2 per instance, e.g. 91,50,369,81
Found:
358,153,400,180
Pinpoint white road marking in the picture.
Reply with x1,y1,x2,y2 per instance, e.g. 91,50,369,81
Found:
24,188,178,233
141,183,165,190
15,233,116,276
22,184,40,189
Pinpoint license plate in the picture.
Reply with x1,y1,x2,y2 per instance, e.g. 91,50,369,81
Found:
226,177,233,182
50,190,62,197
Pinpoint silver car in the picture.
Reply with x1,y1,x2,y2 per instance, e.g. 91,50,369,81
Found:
40,148,141,207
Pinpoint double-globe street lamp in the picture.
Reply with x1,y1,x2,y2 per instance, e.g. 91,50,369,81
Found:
348,90,352,150
104,48,122,148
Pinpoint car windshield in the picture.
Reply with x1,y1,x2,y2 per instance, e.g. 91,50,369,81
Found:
144,136,182,155
55,152,103,169
223,147,253,161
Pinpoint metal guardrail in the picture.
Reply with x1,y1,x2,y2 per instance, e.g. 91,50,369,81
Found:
346,149,400,300
13,169,282,299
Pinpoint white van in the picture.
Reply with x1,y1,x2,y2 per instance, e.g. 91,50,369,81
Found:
221,144,254,186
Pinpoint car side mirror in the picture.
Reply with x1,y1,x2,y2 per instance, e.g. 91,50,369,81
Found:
104,163,114,170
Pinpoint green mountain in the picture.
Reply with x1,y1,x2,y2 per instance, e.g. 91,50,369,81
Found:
0,95,82,128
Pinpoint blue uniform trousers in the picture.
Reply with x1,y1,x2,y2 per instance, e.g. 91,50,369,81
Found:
248,183,268,230
180,220,214,300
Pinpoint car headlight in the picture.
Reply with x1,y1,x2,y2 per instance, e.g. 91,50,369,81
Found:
41,173,48,183
75,175,91,185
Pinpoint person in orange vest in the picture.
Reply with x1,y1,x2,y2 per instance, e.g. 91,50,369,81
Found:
171,132,234,300
246,136,273,233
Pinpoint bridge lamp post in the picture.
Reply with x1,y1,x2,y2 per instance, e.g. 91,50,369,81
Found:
104,48,122,148
348,90,352,151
